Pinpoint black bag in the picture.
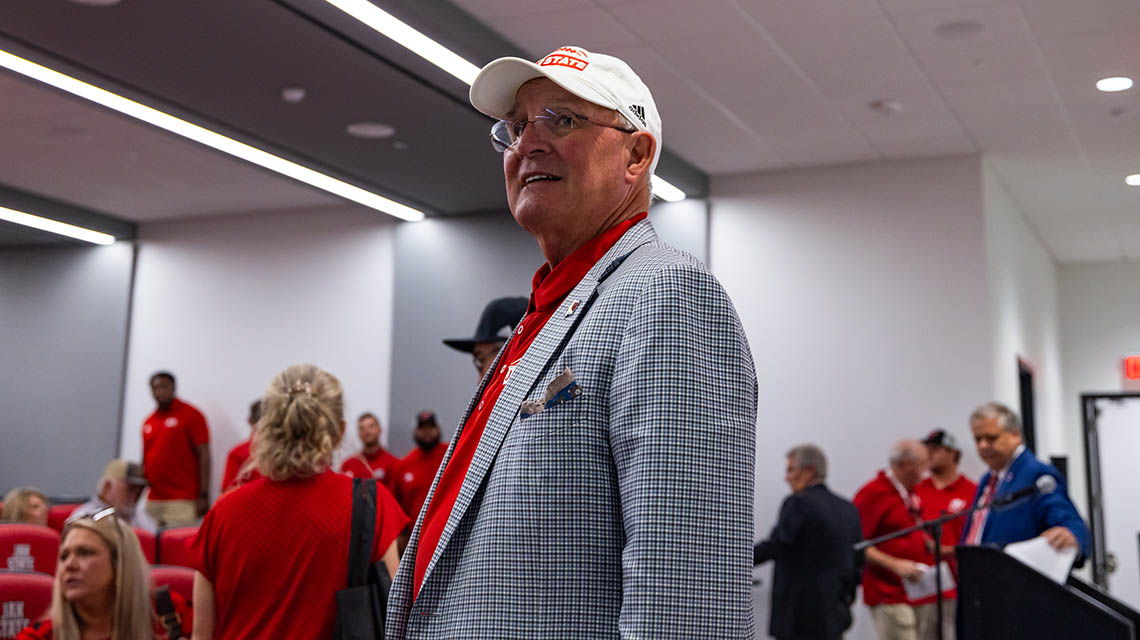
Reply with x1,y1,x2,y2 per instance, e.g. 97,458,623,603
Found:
154,585,184,640
333,477,391,640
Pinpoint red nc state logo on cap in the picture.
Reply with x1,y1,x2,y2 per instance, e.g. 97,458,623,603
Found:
540,47,589,71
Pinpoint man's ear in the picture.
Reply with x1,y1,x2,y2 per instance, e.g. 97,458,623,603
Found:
625,131,655,185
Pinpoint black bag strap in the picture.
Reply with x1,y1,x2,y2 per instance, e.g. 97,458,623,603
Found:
153,584,183,639
347,477,377,588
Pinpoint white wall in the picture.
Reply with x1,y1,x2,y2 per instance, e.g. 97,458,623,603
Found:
1059,260,1140,518
118,206,396,499
711,156,993,639
981,161,1068,479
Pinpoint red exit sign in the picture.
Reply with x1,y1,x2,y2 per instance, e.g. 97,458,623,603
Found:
1126,356,1140,380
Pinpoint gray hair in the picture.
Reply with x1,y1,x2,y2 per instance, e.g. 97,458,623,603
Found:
970,402,1022,435
787,444,827,481
889,439,926,465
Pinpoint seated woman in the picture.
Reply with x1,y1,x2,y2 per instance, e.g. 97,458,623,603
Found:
2,487,49,526
191,363,408,640
17,510,192,639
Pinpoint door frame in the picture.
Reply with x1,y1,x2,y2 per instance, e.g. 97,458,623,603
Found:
1081,392,1140,587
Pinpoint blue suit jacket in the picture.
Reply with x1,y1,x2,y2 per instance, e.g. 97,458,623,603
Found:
960,449,1091,558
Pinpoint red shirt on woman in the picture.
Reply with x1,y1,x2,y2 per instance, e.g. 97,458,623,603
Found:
190,470,407,639
16,590,193,639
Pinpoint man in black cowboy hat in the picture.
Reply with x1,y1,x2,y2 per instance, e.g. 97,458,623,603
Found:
443,296,528,379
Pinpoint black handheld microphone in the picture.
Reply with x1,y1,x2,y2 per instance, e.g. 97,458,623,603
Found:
990,475,1056,507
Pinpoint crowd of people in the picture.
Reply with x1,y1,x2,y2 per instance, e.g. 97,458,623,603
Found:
753,403,1092,640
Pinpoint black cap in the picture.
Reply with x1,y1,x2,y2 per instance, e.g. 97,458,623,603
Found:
922,429,960,451
443,297,528,353
416,410,438,427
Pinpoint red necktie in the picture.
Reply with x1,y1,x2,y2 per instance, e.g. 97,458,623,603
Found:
966,473,999,545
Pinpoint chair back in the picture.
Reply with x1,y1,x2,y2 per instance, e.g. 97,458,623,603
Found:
0,525,60,576
156,527,198,567
46,505,81,533
150,564,195,604
134,527,157,564
0,570,54,639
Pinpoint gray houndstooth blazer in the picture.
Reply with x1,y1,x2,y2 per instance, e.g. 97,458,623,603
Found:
386,219,758,639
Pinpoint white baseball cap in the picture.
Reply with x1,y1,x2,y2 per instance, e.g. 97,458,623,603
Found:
469,45,662,176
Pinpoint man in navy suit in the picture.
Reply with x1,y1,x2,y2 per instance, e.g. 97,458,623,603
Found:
960,402,1090,557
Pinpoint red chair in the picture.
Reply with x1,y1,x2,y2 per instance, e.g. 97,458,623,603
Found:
46,504,81,533
156,527,198,568
0,525,60,577
0,571,54,635
134,527,157,564
150,565,195,604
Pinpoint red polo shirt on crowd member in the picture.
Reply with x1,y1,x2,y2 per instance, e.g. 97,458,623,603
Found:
341,447,400,485
915,473,977,585
412,212,648,599
391,444,448,521
16,590,193,639
190,470,407,640
221,440,261,493
854,470,933,607
142,398,210,501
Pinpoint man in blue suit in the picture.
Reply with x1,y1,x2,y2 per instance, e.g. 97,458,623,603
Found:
960,402,1090,557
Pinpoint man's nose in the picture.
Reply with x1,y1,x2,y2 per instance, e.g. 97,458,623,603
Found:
512,120,549,155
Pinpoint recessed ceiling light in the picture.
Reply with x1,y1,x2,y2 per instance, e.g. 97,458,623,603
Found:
346,121,396,139
0,49,424,222
1126,174,1140,186
393,141,409,151
322,0,687,202
66,0,122,6
0,205,115,245
934,20,985,39
1096,77,1133,93
281,87,307,104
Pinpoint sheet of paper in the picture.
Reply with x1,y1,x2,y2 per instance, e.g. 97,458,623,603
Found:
1004,536,1078,584
902,561,956,601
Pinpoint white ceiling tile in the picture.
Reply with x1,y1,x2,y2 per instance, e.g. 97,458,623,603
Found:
736,0,883,28
802,56,931,95
1075,122,1140,166
1019,0,1140,39
651,32,787,76
827,83,954,122
449,0,595,20
855,113,970,144
764,125,882,166
606,0,757,41
877,0,1012,17
940,75,1067,136
767,18,909,65
918,42,1046,85
490,8,642,56
892,4,1034,52
1035,30,1140,75
874,135,978,160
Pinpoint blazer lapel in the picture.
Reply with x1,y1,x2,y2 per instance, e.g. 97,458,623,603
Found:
416,219,659,592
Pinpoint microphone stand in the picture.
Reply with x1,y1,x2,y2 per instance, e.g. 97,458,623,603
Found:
853,492,1038,640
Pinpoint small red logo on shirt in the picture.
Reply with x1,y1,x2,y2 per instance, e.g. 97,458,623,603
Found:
164,417,179,428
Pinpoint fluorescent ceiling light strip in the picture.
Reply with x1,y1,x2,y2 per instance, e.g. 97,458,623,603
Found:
322,0,688,202
0,205,115,245
324,0,480,84
0,49,425,222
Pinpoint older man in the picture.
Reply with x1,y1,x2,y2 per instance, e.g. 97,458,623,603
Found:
68,459,157,532
755,445,863,640
960,403,1089,556
386,46,758,638
854,440,933,640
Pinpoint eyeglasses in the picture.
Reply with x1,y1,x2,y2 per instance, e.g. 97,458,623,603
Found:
490,108,636,153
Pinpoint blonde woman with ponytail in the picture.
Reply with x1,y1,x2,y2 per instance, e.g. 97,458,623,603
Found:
16,511,192,639
189,364,408,640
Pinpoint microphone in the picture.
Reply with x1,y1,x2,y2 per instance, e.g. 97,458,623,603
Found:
990,475,1056,507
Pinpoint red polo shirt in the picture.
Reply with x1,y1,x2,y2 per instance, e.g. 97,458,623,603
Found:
221,439,262,493
391,443,449,521
412,212,647,598
915,472,977,592
142,398,210,501
854,471,933,606
342,447,400,485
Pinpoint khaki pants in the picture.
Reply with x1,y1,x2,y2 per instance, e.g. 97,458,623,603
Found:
145,499,197,528
915,599,956,640
870,603,919,640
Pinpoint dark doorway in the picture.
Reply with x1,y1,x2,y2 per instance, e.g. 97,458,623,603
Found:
1018,358,1037,453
